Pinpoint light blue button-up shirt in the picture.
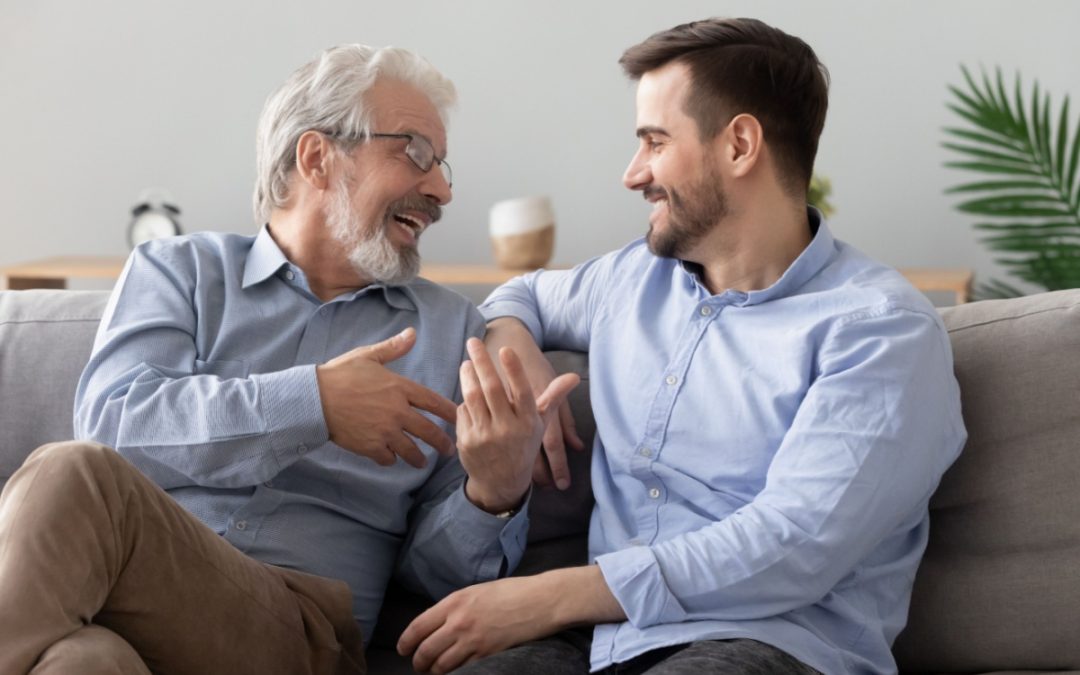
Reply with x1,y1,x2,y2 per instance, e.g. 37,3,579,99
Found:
480,214,965,674
74,226,528,641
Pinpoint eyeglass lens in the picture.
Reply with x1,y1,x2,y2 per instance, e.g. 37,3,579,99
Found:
405,136,452,187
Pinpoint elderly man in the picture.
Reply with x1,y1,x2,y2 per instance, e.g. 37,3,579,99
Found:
0,44,573,674
398,18,966,675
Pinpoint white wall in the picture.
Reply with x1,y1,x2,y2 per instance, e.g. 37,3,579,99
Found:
2,1,1078,294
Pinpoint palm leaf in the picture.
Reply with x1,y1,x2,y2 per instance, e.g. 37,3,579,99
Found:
975,221,1080,237
942,142,1032,166
956,194,1074,217
975,277,1026,299
1055,97,1070,185
944,65,1080,294
1067,111,1080,209
946,179,1051,193
944,127,1025,153
944,160,1044,177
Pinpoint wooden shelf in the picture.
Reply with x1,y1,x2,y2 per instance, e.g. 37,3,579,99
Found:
894,267,972,304
0,255,973,304
0,256,128,290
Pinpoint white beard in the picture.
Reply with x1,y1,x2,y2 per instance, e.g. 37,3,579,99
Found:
327,176,420,285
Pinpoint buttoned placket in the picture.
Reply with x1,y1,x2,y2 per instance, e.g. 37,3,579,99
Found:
226,270,337,553
629,297,724,544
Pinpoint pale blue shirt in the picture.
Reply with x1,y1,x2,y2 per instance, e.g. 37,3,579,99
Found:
74,226,528,641
480,214,965,674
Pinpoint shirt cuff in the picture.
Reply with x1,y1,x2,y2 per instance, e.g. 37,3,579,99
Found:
252,364,329,465
479,301,544,346
595,545,687,628
442,484,531,578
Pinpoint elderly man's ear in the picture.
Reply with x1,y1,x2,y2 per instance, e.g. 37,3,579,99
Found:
295,130,335,191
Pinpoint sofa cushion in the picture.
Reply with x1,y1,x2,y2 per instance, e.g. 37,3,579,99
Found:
0,290,109,491
893,289,1080,672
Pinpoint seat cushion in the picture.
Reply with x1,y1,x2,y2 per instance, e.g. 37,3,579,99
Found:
894,289,1080,672
0,290,109,491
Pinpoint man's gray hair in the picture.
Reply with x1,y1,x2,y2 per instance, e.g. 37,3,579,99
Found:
253,44,456,223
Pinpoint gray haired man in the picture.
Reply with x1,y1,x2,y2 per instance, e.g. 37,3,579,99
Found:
0,45,573,674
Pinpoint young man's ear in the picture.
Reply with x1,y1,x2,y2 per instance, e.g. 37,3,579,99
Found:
723,113,764,178
294,130,334,190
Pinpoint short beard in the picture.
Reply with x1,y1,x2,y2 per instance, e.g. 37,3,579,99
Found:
327,175,422,286
646,160,729,259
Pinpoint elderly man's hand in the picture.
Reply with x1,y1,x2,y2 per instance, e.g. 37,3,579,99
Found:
457,338,579,514
483,318,586,491
316,327,457,468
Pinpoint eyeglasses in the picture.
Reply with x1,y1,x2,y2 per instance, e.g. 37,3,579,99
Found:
331,131,452,188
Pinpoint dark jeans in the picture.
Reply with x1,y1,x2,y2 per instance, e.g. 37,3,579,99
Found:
453,629,821,675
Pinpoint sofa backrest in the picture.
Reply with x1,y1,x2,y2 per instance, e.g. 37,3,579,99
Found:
3,287,1080,672
893,288,1080,672
0,290,110,489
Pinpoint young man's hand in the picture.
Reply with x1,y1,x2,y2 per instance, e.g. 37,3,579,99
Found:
397,566,625,674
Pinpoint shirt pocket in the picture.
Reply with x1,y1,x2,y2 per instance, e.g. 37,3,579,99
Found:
193,358,250,379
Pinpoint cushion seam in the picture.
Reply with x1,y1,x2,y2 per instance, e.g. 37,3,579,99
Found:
0,317,103,326
946,304,1080,334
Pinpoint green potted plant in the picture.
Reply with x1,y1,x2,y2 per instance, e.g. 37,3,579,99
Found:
808,173,835,219
944,66,1080,298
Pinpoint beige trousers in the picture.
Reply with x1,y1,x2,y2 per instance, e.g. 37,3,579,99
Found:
0,441,366,675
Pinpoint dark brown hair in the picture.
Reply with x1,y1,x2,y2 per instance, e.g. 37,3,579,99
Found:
620,17,829,192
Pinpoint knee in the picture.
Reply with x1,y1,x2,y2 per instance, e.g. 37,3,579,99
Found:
3,441,137,527
33,624,151,675
20,441,127,487
27,440,118,468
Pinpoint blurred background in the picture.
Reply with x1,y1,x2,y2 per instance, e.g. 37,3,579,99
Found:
2,0,1077,300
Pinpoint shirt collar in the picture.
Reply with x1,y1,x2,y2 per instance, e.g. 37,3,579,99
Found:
744,207,835,304
373,284,419,312
242,224,290,288
242,224,418,312
676,207,836,305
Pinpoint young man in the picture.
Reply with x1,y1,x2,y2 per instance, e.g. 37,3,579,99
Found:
0,45,572,674
398,18,966,675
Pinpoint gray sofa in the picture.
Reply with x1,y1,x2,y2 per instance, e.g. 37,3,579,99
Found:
1,288,1078,674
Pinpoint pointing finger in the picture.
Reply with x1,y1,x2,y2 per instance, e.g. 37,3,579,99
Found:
359,327,416,365
404,380,458,426
403,410,455,457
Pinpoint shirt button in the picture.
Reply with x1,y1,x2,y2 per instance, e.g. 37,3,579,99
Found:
665,375,678,386
298,443,308,455
234,520,248,531
628,539,643,546
639,447,652,458
284,269,295,281
700,306,713,316
648,487,661,499
263,481,273,488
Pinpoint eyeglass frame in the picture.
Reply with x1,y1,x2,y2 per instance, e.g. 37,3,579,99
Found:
326,131,452,189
